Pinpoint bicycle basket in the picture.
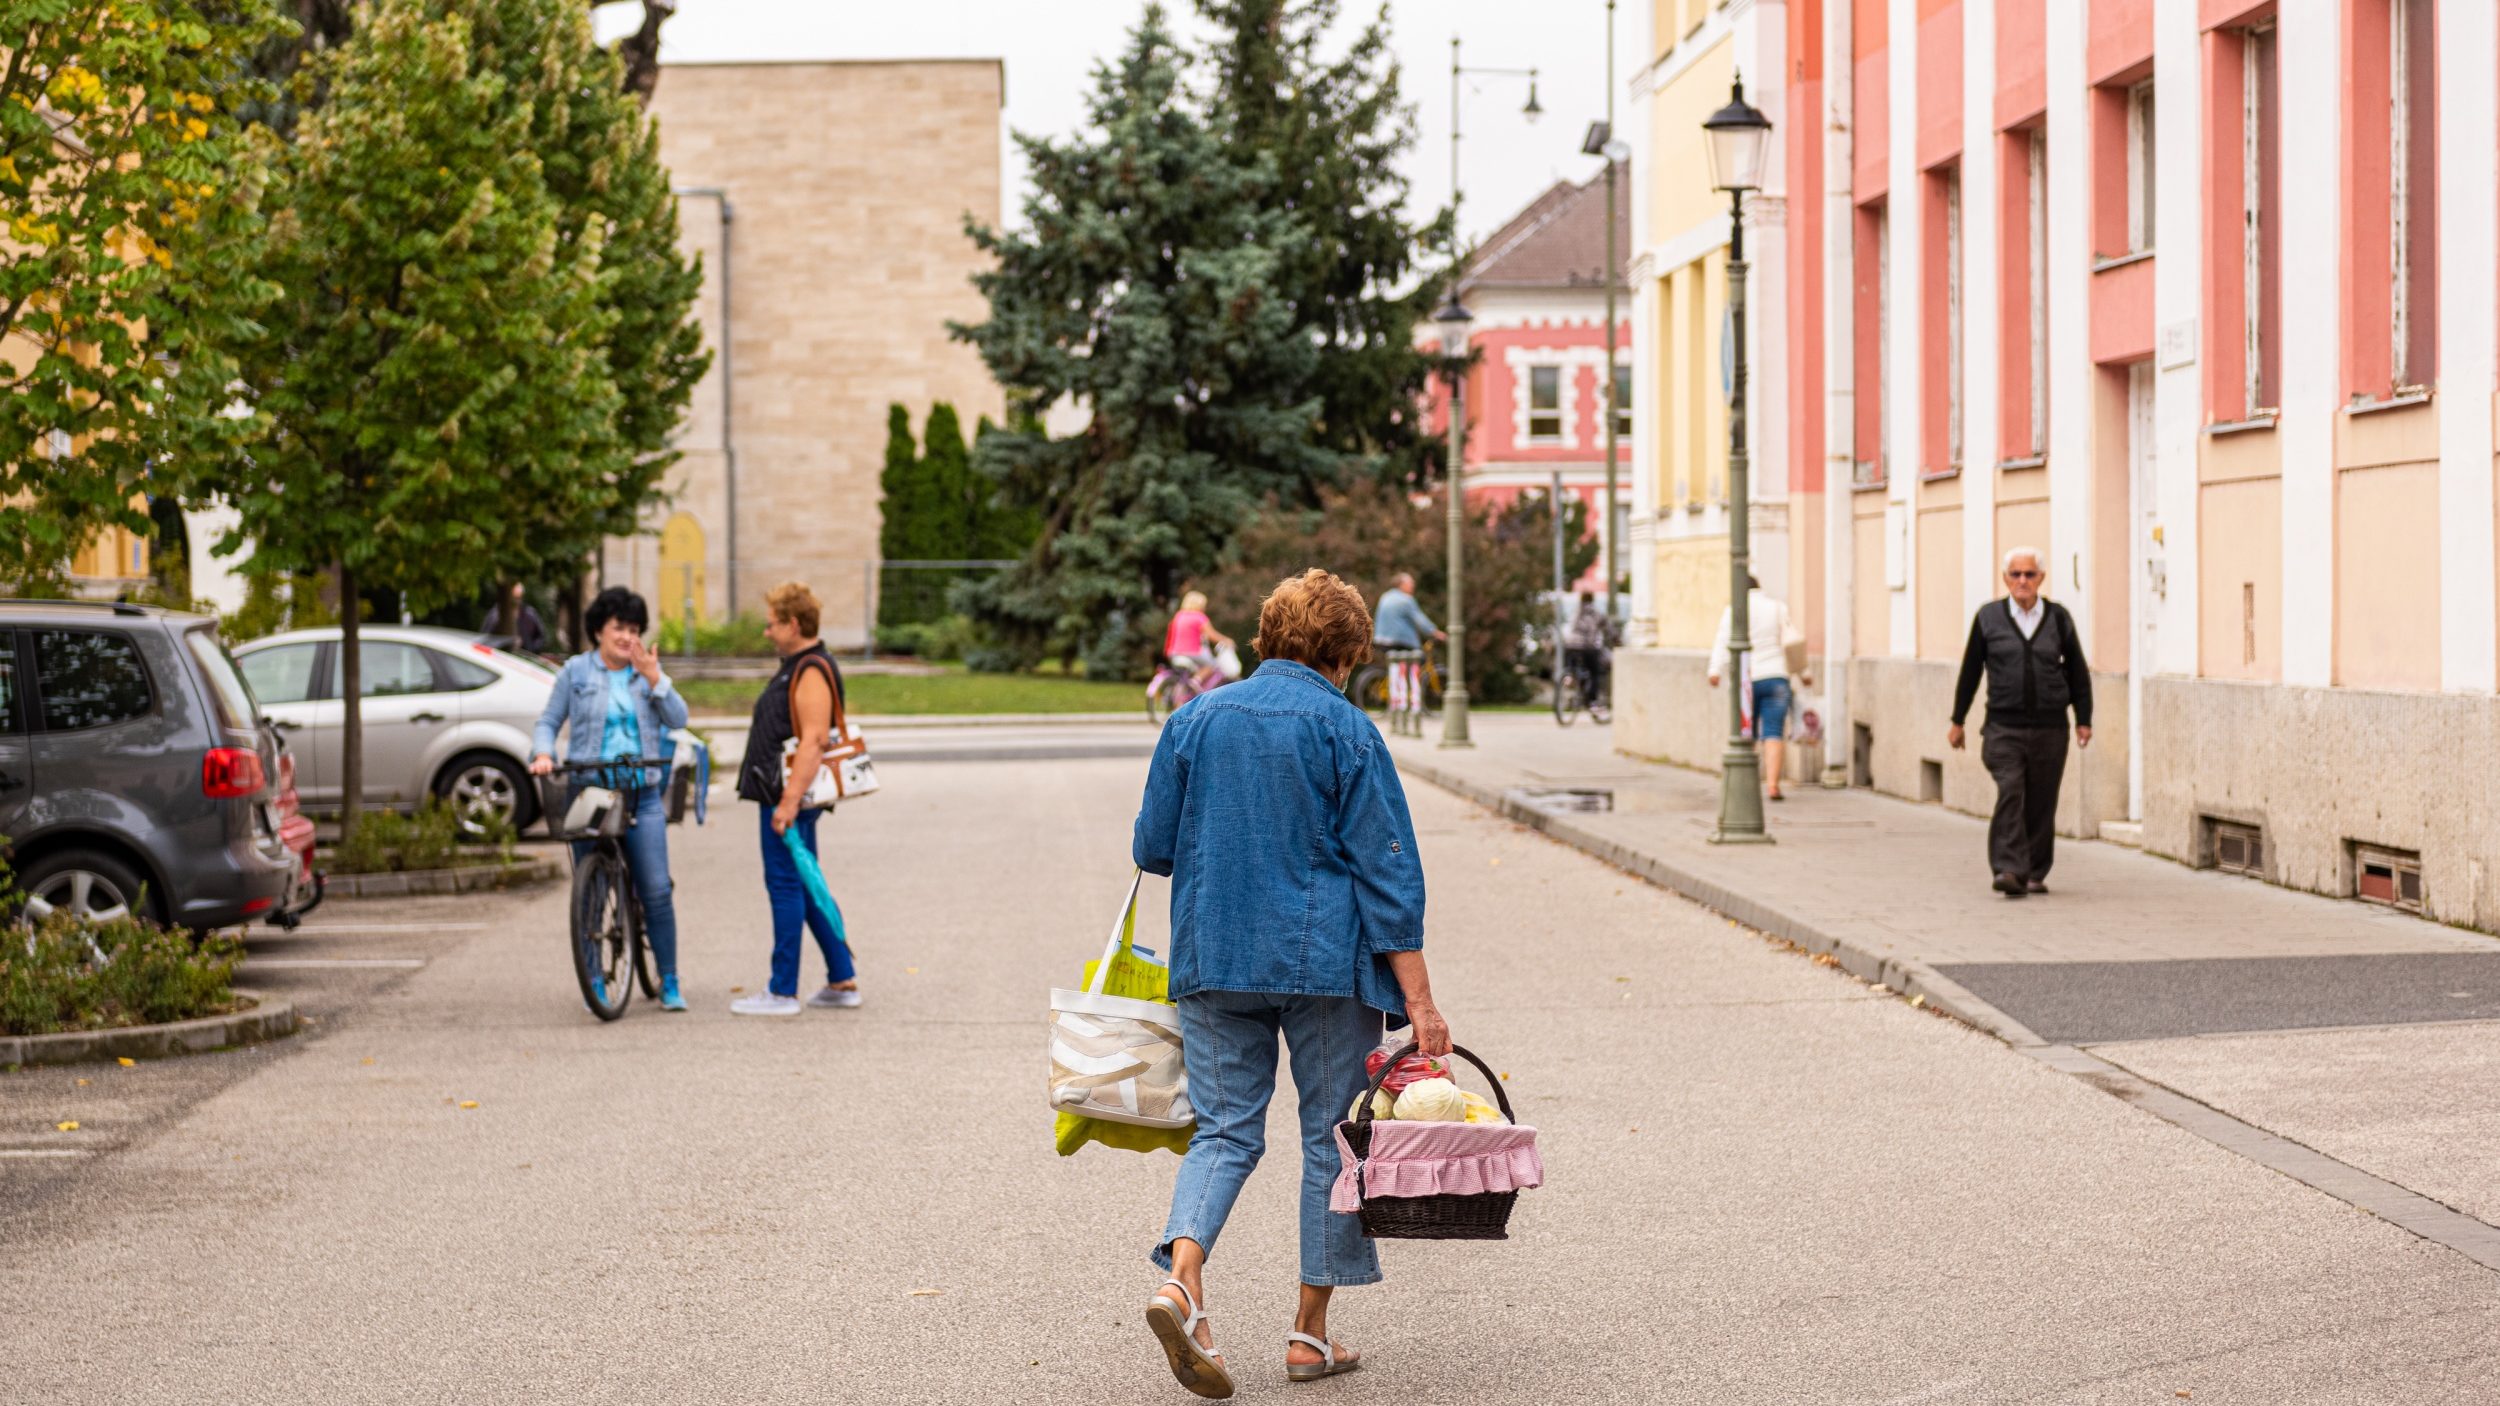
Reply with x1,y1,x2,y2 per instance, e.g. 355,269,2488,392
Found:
539,779,631,840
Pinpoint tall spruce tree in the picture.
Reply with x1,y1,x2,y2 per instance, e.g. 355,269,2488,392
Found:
876,405,933,628
950,6,1327,678
209,0,619,834
1198,0,1451,486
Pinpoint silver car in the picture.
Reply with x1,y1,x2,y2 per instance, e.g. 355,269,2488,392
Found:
233,625,556,835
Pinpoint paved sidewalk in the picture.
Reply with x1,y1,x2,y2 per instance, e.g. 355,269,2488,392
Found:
1388,714,2499,1046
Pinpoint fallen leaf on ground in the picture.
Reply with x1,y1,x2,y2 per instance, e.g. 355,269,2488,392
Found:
1870,984,1892,996
55,1121,78,1132
1612,976,1631,983
115,1057,135,1067
360,1057,376,1065
909,1288,944,1297
905,967,919,975
458,1100,479,1110
730,986,745,994
1910,995,1926,1008
75,1078,89,1087
1488,858,1500,867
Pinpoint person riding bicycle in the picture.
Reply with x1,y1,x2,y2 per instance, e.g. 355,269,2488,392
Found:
1372,571,1443,713
1561,591,1612,706
1164,591,1233,687
530,587,691,1012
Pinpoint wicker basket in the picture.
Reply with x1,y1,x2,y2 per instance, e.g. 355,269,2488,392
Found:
1340,1042,1526,1241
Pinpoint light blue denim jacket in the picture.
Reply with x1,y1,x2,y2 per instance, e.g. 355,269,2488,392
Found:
531,651,691,768
1371,589,1437,648
1132,659,1427,1019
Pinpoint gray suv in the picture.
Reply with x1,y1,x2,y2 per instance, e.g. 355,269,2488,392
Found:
0,601,296,931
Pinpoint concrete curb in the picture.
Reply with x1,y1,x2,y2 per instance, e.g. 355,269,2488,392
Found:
0,988,298,1068
317,856,560,899
1392,754,2048,1048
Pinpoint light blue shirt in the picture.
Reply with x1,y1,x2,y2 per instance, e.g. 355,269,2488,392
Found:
1132,660,1427,1019
600,664,641,761
1372,588,1437,648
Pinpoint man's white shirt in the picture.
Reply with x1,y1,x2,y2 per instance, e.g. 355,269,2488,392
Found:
2009,598,2045,640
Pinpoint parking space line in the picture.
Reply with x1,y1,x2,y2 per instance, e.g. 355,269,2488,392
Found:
281,923,486,933
0,1149,92,1159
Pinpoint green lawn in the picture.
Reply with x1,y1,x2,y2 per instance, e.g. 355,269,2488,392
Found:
676,664,1143,718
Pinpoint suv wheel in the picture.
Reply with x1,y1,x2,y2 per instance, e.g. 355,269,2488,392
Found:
19,848,161,926
436,753,532,838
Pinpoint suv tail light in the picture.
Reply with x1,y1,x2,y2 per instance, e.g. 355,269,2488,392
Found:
203,747,267,799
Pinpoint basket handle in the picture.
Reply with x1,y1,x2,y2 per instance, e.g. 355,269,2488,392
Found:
1352,1041,1516,1126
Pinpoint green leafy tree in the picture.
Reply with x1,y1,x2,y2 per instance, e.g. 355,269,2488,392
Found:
1204,478,1596,703
950,6,1329,679
1198,0,1452,487
0,0,291,587
207,0,621,834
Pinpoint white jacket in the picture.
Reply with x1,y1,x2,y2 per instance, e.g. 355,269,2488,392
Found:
1709,591,1802,682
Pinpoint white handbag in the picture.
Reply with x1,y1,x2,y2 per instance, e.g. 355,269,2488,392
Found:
779,657,879,809
1047,871,1194,1129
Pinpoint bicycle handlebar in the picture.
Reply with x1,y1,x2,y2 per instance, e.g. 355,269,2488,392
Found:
542,759,670,777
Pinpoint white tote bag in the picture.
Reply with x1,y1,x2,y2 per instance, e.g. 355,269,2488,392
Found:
1047,870,1194,1129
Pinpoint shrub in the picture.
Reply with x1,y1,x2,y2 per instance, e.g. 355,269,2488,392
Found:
0,915,243,1037
874,614,984,661
328,799,465,874
653,611,775,657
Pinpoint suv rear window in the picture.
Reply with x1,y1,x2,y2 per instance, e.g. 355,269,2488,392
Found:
35,630,154,731
185,629,262,730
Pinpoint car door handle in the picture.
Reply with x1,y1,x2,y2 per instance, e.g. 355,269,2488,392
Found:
410,711,448,724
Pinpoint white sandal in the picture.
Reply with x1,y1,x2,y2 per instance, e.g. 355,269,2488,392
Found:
1285,1331,1362,1382
1146,1279,1235,1400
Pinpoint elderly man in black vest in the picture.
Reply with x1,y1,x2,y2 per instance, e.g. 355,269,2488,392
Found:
1948,547,2093,896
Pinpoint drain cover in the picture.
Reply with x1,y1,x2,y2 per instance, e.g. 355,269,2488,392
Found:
1515,787,1614,813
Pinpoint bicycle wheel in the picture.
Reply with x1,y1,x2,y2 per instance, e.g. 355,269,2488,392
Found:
570,848,636,1021
1348,665,1389,715
1553,670,1583,726
630,890,661,998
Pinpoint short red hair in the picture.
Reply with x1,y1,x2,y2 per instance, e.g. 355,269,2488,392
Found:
1252,569,1373,674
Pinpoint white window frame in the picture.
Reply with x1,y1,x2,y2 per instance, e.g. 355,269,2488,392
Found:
1611,362,1632,443
2027,129,2048,454
1526,365,1565,443
2126,79,2156,255
2243,23,2277,415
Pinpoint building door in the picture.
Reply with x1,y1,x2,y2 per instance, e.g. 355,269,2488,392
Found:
656,513,706,636
2126,361,2157,823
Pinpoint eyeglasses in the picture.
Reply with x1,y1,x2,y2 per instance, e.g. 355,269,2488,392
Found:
2006,570,2041,580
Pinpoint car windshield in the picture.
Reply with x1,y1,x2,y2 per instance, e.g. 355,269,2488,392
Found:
186,627,262,730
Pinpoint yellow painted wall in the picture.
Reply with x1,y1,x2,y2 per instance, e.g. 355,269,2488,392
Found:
2334,460,2440,691
1653,536,1731,648
1852,495,1889,656
1915,476,1963,661
2198,476,2282,681
1646,37,1736,255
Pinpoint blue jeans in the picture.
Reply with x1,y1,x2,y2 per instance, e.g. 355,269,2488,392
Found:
758,805,852,997
568,783,677,979
1154,990,1385,1287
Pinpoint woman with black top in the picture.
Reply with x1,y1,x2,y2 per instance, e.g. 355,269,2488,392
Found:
729,581,859,1017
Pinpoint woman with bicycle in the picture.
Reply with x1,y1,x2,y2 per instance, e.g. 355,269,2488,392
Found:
530,587,692,1012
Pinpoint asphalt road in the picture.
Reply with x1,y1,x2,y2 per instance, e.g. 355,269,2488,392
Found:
5,726,2498,1403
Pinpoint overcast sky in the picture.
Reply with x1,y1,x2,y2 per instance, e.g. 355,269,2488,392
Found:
595,0,1627,249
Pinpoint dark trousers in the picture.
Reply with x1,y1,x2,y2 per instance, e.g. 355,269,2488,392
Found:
1981,724,2068,881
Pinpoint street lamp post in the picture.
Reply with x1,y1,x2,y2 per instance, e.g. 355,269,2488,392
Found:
1703,77,1774,845
1434,296,1475,749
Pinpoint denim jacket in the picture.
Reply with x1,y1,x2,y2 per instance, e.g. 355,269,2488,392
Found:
531,651,691,770
1132,659,1426,1019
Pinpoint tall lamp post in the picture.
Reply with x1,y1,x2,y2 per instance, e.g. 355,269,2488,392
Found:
1433,295,1476,748
1582,0,1626,621
1704,77,1774,844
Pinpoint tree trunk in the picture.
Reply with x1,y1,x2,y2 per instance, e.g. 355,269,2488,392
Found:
557,568,588,653
495,583,519,637
337,560,364,841
615,0,669,105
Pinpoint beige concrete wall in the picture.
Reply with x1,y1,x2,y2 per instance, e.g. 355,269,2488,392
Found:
1993,462,2050,590
622,60,1006,644
1851,491,1888,654
1614,646,1827,783
2334,459,2441,691
2142,676,2500,934
1841,655,2128,840
1915,472,1962,661
1653,535,1729,649
2196,476,2282,681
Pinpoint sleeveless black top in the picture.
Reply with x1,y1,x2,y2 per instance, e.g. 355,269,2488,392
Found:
740,643,844,803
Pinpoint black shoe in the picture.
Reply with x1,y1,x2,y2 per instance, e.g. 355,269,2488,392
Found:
2026,878,2048,894
1993,872,2028,897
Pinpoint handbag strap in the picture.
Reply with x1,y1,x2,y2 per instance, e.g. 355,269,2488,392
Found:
787,652,843,743
1084,868,1146,997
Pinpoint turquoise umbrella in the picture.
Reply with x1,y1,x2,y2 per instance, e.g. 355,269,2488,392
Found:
782,825,848,946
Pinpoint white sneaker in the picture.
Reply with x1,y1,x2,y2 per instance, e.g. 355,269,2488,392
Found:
806,986,863,1009
729,993,802,1017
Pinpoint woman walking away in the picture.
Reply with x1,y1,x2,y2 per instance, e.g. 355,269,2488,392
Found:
530,587,691,1011
1132,568,1453,1399
730,582,860,1017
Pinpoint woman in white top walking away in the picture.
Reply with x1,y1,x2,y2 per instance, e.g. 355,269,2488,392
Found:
1707,575,1810,801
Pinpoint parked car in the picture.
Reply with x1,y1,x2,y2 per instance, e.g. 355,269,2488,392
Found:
232,625,556,836
266,728,323,928
0,600,296,931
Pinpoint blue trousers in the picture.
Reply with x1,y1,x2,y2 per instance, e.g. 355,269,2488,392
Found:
758,805,852,997
569,783,677,978
1154,990,1385,1287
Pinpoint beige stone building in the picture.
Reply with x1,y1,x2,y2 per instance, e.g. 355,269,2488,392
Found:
603,60,1006,647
